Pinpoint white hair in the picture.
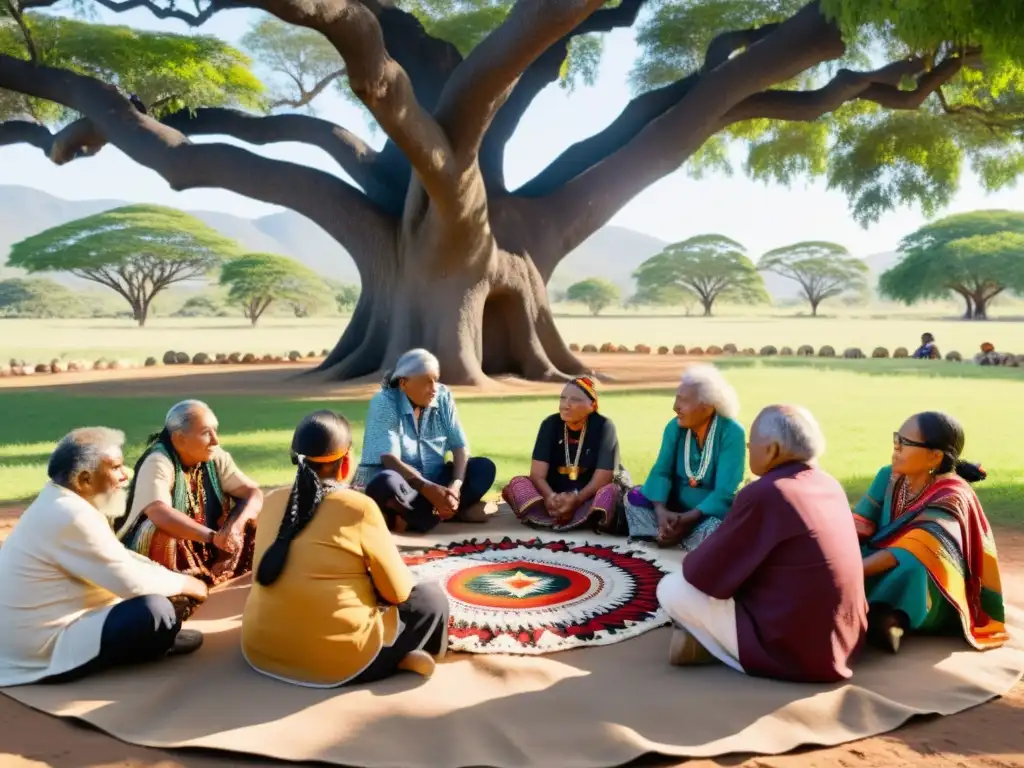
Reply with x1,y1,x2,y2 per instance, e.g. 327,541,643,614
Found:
385,348,441,387
678,364,740,420
752,404,826,462
47,427,125,487
165,399,214,434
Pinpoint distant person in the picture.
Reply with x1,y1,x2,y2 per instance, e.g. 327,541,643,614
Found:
504,376,629,532
0,428,207,686
623,364,746,549
113,400,264,585
354,348,497,533
853,411,1007,654
242,411,448,687
657,405,867,683
911,332,940,360
974,342,1006,366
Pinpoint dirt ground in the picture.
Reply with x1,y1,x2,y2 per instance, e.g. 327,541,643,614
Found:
1,359,1023,767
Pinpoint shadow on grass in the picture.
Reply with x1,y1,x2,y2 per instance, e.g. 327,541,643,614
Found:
697,356,1024,382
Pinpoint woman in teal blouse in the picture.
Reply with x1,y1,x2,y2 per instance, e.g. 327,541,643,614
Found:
624,364,746,549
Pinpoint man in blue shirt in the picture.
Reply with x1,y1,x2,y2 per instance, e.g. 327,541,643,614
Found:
354,349,497,532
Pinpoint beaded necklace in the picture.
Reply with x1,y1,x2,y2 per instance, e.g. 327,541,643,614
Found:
894,475,932,519
563,420,588,482
683,414,718,488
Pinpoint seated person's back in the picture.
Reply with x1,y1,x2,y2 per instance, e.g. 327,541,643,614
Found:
660,405,867,683
242,411,448,687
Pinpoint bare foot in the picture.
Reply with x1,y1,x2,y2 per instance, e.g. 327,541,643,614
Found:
397,650,436,678
668,628,716,666
457,500,498,523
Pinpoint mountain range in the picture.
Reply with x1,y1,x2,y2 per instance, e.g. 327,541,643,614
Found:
0,185,899,300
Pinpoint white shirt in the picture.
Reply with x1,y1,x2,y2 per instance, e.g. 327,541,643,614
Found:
0,483,193,686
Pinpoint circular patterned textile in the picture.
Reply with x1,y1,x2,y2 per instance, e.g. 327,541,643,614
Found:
402,537,671,655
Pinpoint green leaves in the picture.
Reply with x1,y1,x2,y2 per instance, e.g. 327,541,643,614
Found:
219,252,331,324
757,241,868,314
565,277,621,315
9,205,241,273
0,13,265,121
880,210,1024,306
633,234,768,315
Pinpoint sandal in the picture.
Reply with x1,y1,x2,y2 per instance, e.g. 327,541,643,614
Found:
168,629,204,657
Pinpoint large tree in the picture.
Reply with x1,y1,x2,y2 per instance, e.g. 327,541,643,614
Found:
566,277,620,316
879,210,1024,320
8,205,242,325
633,234,767,316
757,241,867,316
2,0,1023,382
220,252,330,325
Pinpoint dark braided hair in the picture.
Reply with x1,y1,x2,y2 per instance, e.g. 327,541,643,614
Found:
915,411,987,483
255,411,352,587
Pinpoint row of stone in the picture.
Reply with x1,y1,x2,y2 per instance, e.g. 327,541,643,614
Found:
569,343,1024,366
0,350,331,378
159,350,329,366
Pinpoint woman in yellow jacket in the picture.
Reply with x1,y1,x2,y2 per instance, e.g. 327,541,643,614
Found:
242,410,449,686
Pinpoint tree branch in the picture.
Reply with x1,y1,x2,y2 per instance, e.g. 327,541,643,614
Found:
160,107,404,212
0,119,54,153
535,1,847,261
22,0,224,24
0,55,396,267
250,0,458,214
726,54,964,123
5,0,39,62
479,0,649,190
269,67,346,109
433,0,607,164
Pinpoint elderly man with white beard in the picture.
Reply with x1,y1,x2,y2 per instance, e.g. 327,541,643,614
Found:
0,428,208,686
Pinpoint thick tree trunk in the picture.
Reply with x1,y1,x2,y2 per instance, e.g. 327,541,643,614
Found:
809,297,820,317
972,293,990,320
318,225,589,386
957,291,974,319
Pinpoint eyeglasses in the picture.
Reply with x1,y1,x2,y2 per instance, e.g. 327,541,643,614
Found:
893,432,932,450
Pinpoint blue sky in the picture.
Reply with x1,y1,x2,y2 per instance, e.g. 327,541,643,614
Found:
2,6,1020,257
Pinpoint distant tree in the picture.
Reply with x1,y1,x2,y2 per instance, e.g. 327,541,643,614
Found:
633,235,767,317
173,295,229,318
331,282,361,314
629,284,700,316
8,206,241,327
758,242,869,316
0,277,88,318
566,278,621,316
220,253,328,326
880,210,1024,320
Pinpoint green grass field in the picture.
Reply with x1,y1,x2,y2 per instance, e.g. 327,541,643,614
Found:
4,307,1024,365
1,362,1021,524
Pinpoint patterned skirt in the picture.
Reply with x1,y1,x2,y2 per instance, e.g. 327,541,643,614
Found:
623,487,721,550
502,476,622,532
127,517,257,586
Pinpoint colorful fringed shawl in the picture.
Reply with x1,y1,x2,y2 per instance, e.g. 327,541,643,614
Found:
856,472,1007,650
115,436,229,581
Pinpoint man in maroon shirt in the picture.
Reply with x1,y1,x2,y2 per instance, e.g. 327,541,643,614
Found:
656,404,867,683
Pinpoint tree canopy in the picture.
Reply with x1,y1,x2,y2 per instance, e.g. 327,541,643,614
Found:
633,234,767,316
2,0,1023,383
879,209,1024,320
219,252,329,326
7,205,242,326
565,277,620,315
757,241,868,316
0,276,92,318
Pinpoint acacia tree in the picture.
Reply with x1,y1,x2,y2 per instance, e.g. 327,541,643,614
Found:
566,277,620,316
758,241,867,316
8,205,241,326
629,284,700,315
220,252,329,325
634,235,767,316
2,0,1023,382
879,210,1024,320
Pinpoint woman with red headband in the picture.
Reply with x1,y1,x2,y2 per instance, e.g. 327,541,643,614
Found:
242,410,449,687
502,377,628,532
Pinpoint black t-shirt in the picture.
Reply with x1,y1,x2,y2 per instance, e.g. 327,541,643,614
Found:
531,413,619,494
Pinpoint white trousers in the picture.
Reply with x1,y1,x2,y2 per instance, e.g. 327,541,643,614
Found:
656,571,744,673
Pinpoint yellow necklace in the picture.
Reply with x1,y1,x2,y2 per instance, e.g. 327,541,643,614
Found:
564,421,587,482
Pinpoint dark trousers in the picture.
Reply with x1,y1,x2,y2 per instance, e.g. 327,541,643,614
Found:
365,456,497,533
350,581,450,685
43,595,183,684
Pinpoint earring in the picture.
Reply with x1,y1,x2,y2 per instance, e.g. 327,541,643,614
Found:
929,468,936,475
